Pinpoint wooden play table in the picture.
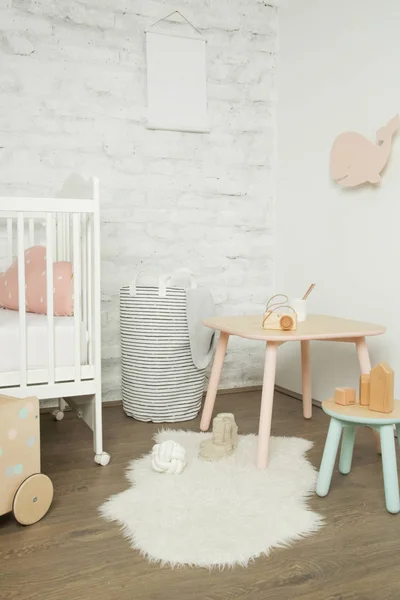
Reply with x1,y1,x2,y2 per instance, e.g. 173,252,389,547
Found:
200,315,385,468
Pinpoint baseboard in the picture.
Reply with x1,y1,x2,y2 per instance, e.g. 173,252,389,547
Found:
40,384,302,414
217,385,263,396
274,384,322,408
100,384,302,408
102,399,122,408
101,385,263,408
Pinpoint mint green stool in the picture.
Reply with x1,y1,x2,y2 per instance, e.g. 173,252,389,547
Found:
316,399,400,514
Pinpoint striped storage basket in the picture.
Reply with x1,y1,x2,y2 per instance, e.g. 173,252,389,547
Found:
120,271,206,423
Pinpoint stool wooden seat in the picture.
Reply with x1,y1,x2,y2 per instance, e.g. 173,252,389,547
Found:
316,399,400,514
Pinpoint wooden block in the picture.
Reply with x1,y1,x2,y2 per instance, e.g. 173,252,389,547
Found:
359,374,370,406
369,362,394,413
334,387,356,406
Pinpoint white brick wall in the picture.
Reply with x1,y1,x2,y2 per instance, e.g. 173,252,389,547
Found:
0,0,277,401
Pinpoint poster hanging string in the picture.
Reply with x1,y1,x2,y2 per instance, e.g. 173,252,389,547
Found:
147,10,203,37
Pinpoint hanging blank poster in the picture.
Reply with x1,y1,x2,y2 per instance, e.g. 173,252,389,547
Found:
146,30,209,133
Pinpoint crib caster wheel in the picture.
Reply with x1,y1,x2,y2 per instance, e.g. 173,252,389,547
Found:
13,474,54,526
94,452,110,466
52,409,64,422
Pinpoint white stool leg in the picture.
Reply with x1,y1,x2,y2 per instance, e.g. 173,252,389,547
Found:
339,425,356,475
380,425,400,514
395,425,400,449
316,418,343,497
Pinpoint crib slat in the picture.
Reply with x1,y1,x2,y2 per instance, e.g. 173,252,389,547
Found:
87,215,93,365
7,218,13,264
82,214,88,330
65,213,69,261
17,214,27,387
28,218,35,246
53,214,58,262
66,214,70,262
58,213,64,261
46,214,55,384
73,213,81,382
92,177,103,456
57,214,64,261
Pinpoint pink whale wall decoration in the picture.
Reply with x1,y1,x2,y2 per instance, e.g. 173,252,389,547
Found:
330,115,400,187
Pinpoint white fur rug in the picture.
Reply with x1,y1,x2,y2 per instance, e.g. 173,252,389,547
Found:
100,430,323,569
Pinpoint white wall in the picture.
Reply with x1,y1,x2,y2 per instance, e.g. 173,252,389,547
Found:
0,0,277,400
277,0,400,400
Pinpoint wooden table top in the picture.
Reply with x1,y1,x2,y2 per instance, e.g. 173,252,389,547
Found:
203,314,385,342
322,399,400,425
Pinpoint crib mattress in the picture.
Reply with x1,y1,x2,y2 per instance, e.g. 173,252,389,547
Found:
0,308,88,372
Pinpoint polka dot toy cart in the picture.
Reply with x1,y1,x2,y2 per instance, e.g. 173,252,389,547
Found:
0,395,53,525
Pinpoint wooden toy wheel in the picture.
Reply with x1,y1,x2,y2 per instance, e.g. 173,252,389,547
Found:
280,315,294,330
13,474,54,526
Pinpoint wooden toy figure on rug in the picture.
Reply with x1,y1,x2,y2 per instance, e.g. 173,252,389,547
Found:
199,413,238,461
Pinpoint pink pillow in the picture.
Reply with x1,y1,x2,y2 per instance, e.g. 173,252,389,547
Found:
0,246,73,316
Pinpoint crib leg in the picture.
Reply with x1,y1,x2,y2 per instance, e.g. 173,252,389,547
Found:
52,398,66,421
93,391,110,466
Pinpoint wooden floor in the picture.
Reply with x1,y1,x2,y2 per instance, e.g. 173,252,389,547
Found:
1,390,400,600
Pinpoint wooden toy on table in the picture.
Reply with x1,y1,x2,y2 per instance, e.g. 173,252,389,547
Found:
369,362,394,413
262,285,316,332
334,387,356,406
262,294,297,331
0,395,53,526
262,310,297,331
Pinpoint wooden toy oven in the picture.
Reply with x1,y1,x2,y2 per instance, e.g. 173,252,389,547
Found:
0,395,53,525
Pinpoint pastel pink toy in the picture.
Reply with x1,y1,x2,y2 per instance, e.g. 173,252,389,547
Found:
0,395,53,525
0,246,73,316
330,115,399,187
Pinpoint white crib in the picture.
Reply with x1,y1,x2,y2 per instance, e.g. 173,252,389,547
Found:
0,175,110,466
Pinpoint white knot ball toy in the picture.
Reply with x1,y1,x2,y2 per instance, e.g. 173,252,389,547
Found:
151,440,186,475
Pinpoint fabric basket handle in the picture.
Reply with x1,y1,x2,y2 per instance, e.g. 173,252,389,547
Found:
129,270,166,297
162,268,198,292
130,268,197,298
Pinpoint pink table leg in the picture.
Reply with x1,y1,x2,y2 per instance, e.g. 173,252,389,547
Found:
200,332,229,432
356,337,371,374
257,342,278,469
301,340,312,419
356,336,381,454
